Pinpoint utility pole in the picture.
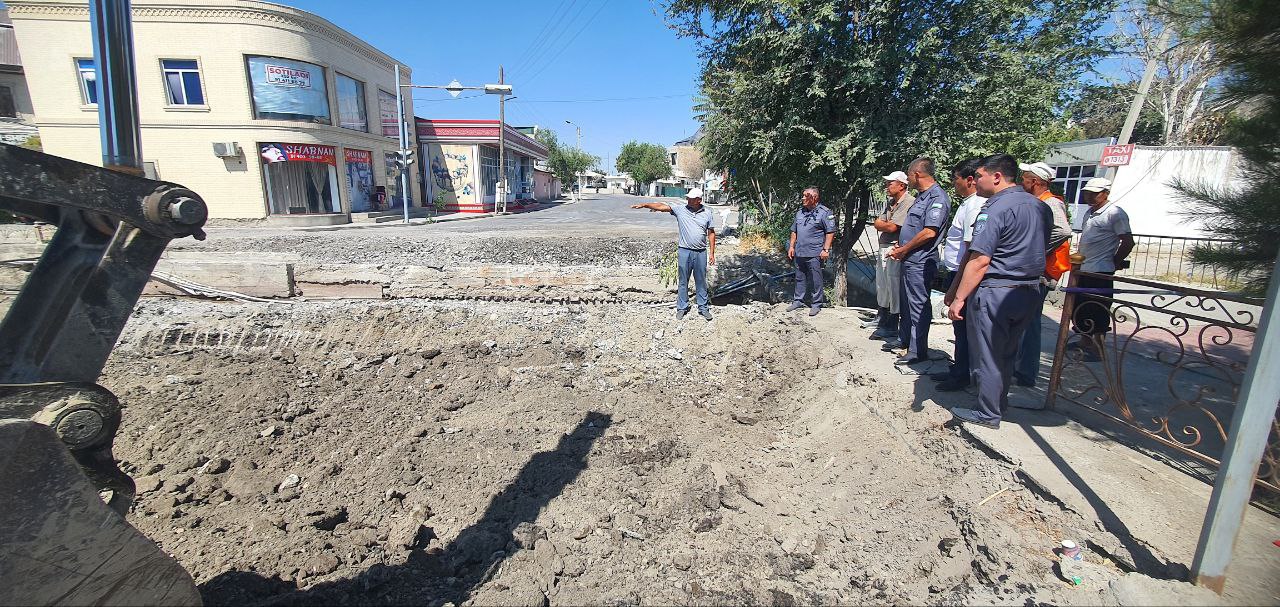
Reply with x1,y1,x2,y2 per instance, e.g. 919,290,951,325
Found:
498,65,507,215
565,120,581,202
1110,26,1172,179
89,0,143,174
394,64,410,224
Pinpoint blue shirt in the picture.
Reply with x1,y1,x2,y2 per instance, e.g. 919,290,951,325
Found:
968,186,1051,283
898,183,950,264
791,203,836,257
669,203,714,250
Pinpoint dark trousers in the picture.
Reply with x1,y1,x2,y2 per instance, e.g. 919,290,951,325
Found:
792,257,825,305
1014,283,1050,385
1072,272,1115,335
942,271,969,380
898,258,937,359
968,284,1040,423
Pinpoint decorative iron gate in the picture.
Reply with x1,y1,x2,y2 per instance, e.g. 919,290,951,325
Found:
1045,263,1279,493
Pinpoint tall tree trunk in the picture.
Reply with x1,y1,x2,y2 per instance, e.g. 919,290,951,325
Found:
832,184,871,306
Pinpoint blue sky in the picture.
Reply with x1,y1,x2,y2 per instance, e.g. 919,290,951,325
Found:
288,0,704,172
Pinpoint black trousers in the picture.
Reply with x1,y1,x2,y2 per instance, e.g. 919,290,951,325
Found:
1072,272,1115,335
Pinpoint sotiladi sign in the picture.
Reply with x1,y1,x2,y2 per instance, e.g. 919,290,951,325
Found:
265,64,311,88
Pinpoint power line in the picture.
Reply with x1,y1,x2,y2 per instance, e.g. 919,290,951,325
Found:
517,0,611,85
512,93,694,104
512,0,591,79
511,0,579,76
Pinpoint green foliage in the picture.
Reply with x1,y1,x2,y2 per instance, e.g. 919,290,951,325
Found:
535,129,599,192
19,135,41,151
1175,0,1280,294
1068,83,1165,144
657,248,680,287
616,141,673,189
663,0,1113,302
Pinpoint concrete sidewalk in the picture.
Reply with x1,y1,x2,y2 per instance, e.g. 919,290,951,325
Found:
961,407,1280,605
295,202,560,233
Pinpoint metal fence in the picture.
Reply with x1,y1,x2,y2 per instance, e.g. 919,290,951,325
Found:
1105,233,1239,290
1045,265,1277,495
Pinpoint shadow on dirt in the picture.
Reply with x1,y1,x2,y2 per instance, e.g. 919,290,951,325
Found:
200,411,613,606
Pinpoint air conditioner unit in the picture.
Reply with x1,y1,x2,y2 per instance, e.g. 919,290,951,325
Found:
212,142,241,158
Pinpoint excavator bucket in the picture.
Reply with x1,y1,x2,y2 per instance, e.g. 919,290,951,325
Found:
0,419,200,606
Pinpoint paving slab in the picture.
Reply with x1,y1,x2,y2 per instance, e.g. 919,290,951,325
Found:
960,408,1280,605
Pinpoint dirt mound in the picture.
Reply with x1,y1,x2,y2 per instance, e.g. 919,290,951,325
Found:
102,299,1196,606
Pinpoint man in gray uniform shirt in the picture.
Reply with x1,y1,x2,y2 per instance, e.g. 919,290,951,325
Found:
885,158,950,365
946,154,1051,429
787,187,836,316
632,188,716,321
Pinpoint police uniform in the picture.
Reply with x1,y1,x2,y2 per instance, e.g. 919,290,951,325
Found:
791,203,837,307
895,183,950,361
962,186,1051,425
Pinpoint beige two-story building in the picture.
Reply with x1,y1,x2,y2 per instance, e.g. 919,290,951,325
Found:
7,0,421,225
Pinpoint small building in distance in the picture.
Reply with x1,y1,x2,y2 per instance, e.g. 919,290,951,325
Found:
417,118,550,212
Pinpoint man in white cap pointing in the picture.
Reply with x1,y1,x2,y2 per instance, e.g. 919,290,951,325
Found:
632,188,716,321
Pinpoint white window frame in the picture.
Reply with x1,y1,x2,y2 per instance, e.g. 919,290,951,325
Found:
160,58,207,107
76,57,97,105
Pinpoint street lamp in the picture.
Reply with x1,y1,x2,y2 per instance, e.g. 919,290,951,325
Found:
394,66,514,221
565,120,582,201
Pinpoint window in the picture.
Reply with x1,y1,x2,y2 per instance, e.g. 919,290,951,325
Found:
0,86,14,118
260,143,341,215
670,152,677,166
246,56,330,124
480,145,499,197
77,58,97,104
162,59,204,105
1052,164,1098,230
335,73,367,131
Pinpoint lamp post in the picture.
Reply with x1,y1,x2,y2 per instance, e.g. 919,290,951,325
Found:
395,73,513,220
565,120,581,202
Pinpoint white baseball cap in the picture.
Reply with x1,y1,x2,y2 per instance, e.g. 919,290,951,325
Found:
1082,177,1112,192
685,188,704,199
882,171,908,184
1019,161,1054,183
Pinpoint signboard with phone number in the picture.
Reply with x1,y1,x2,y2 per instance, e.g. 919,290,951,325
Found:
1100,144,1135,167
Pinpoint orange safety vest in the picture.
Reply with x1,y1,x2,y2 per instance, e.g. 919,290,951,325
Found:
1040,191,1071,280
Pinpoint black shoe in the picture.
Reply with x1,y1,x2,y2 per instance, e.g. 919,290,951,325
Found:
1013,375,1035,388
928,371,953,382
700,309,713,321
895,355,927,365
951,407,1000,429
676,309,688,320
881,341,905,351
786,302,804,312
936,378,970,391
869,329,896,341
809,306,821,317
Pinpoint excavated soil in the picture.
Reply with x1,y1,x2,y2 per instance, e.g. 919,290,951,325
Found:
93,298,1200,606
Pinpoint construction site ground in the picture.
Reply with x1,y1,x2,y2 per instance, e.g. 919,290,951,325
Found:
1,194,1275,606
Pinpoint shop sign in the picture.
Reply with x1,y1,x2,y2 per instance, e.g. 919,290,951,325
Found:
1100,144,1135,167
260,143,336,165
264,64,312,88
345,148,372,165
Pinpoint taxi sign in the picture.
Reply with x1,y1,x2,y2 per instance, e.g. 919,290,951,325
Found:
1100,144,1135,167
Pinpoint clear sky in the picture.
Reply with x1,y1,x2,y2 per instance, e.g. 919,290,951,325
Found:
287,0,704,172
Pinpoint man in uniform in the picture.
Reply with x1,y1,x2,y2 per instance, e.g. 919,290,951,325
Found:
1012,161,1074,386
946,154,1051,428
866,171,915,338
932,158,986,391
787,187,836,316
885,158,950,365
631,188,716,321
1073,178,1134,361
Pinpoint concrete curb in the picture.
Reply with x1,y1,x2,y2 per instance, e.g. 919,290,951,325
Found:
294,205,559,233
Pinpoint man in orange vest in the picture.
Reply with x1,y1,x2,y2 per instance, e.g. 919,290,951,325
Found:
1013,162,1072,388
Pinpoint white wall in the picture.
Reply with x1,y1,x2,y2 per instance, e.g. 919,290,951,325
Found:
1109,146,1238,238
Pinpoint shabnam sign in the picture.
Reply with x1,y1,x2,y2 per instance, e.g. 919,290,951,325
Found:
1100,144,1135,167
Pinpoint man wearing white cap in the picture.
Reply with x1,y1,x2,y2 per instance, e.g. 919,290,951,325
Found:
1073,177,1134,361
867,171,914,339
1012,161,1073,387
632,188,716,321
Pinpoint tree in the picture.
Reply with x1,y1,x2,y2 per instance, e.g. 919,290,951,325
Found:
665,0,1112,305
675,146,707,184
1175,0,1280,294
535,129,599,201
616,142,672,194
